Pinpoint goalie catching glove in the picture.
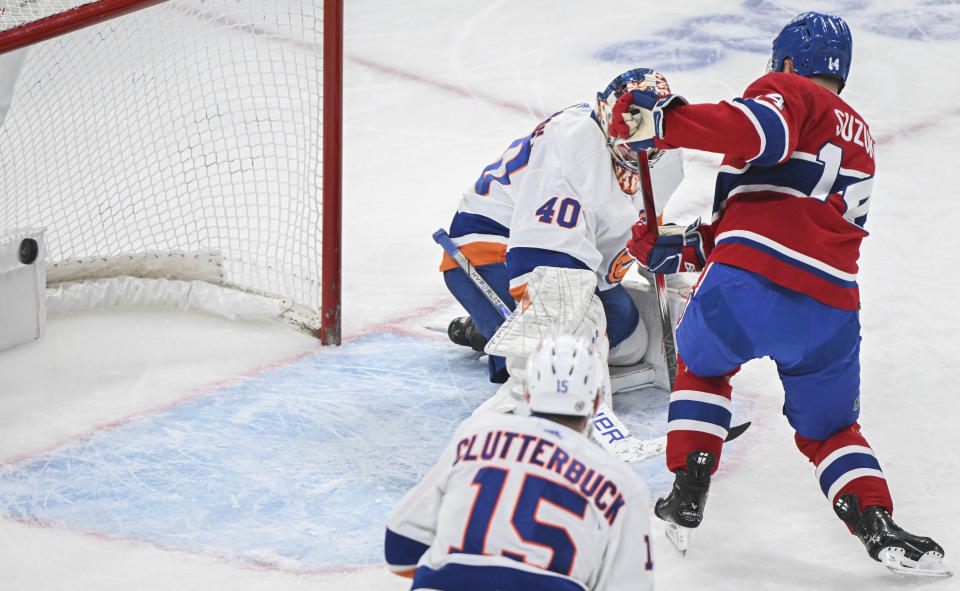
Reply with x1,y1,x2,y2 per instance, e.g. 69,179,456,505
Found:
627,218,714,274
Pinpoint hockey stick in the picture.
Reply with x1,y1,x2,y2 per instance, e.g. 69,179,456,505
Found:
636,150,679,390
432,228,666,462
635,152,751,444
433,229,512,318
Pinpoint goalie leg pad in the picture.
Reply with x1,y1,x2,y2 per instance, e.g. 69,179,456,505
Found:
622,279,687,391
485,267,607,359
609,361,656,394
481,266,612,413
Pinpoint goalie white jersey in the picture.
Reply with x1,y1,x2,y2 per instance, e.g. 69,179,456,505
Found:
441,103,683,300
384,412,654,591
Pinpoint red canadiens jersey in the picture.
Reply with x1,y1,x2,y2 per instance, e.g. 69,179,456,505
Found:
657,72,875,310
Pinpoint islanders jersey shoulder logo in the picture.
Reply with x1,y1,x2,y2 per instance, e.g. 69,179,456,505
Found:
606,248,635,284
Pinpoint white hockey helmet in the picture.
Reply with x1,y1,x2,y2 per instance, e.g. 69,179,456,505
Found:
525,334,603,418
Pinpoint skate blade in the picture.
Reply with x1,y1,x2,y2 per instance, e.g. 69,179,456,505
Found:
663,521,691,556
879,548,953,578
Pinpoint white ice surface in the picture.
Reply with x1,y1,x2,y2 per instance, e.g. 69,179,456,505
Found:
3,0,960,589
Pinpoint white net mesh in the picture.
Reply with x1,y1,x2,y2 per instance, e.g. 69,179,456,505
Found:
0,0,327,329
0,1,105,32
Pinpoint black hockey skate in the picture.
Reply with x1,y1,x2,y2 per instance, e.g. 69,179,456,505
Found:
447,316,487,353
834,494,951,577
654,450,715,555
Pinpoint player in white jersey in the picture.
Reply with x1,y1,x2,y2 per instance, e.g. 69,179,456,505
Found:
385,334,654,591
441,68,684,392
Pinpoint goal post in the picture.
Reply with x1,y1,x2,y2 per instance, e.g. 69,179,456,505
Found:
0,0,343,344
321,0,342,346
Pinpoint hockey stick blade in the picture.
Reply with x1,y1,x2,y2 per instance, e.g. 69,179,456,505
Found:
725,421,751,442
607,434,666,464
592,404,665,463
602,420,748,464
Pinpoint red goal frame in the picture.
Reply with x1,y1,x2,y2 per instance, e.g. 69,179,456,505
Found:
0,0,344,345
321,0,343,345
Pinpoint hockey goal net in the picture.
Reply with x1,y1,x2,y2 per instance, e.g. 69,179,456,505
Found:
0,0,343,344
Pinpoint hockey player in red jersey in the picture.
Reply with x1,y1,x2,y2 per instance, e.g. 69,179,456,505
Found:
384,334,655,591
623,11,949,576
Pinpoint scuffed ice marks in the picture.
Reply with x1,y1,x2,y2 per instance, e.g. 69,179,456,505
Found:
863,1,960,41
0,333,491,570
596,0,960,72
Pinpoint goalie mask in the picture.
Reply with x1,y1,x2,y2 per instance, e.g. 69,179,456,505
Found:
525,334,603,418
596,68,673,190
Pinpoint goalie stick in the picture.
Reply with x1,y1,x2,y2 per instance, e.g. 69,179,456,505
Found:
432,229,511,319
432,228,744,463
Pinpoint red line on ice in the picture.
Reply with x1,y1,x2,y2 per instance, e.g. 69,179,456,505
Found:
2,513,383,577
346,55,545,119
0,297,455,469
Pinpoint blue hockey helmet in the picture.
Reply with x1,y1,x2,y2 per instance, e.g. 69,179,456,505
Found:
768,12,852,90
